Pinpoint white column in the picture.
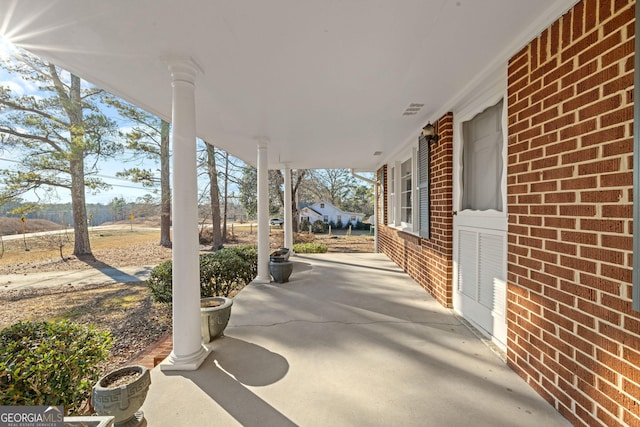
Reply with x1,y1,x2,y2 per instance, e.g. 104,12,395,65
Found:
255,141,271,283
161,58,208,371
284,167,294,252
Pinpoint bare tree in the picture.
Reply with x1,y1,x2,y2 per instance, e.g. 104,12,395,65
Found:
205,142,223,249
273,169,308,231
307,169,357,207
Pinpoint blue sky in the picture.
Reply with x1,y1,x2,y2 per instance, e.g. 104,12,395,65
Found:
0,37,171,205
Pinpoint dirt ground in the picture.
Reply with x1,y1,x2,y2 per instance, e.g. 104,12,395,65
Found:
0,225,374,372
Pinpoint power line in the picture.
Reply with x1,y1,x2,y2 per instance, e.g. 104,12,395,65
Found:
0,156,156,190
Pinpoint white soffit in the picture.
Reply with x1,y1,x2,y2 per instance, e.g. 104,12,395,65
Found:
0,0,578,170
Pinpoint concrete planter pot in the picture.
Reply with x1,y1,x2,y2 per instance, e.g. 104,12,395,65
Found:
270,260,293,283
270,247,290,262
201,296,233,343
92,365,151,427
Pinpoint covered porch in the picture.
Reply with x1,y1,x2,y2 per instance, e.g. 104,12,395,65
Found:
141,253,569,426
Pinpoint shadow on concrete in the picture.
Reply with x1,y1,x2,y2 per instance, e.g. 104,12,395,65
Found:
163,337,296,427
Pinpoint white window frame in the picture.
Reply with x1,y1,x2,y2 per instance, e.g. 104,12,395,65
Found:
387,147,420,234
388,164,396,226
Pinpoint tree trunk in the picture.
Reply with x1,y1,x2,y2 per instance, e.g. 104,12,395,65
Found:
222,152,229,243
68,74,92,256
206,144,223,250
292,170,307,231
70,158,91,255
159,120,172,248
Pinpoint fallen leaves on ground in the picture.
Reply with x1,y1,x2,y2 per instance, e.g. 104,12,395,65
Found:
0,282,171,373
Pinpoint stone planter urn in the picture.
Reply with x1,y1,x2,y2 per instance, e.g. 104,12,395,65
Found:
201,296,233,343
270,260,293,283
92,365,151,427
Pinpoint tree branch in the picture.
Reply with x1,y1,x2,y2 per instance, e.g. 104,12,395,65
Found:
0,97,70,127
0,126,66,153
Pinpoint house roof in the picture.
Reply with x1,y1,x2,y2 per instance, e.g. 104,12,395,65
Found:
0,0,578,170
300,206,323,216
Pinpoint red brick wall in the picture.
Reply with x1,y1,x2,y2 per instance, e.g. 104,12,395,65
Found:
378,113,454,307
507,1,639,425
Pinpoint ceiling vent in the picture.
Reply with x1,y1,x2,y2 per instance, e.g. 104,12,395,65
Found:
402,103,424,116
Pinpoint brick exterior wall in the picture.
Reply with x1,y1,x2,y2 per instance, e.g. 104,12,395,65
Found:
506,1,639,425
378,113,454,307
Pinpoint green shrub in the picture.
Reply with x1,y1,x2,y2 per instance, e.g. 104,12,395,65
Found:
299,219,311,232
200,250,243,297
227,245,258,284
0,321,111,415
147,246,258,303
146,259,173,303
311,220,327,233
293,242,328,253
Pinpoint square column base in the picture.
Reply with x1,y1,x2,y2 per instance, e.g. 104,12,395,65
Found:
159,345,209,371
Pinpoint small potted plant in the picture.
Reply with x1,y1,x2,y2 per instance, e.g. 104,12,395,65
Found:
92,365,151,427
147,246,257,343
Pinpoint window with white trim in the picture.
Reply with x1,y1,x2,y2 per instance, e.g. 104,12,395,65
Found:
400,159,412,225
386,135,430,236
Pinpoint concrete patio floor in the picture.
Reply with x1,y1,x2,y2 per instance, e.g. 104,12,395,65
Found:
141,253,570,427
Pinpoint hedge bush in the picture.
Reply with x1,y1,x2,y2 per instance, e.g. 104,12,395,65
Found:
147,246,258,303
299,219,311,232
293,242,328,253
311,220,327,234
0,321,112,415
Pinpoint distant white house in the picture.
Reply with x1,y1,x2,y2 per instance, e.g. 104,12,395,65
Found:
299,201,364,227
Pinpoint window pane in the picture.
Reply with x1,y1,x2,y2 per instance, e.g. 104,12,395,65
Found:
389,166,395,224
462,100,503,211
401,158,412,223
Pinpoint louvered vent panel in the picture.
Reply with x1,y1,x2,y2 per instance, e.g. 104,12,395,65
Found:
457,229,478,298
478,233,505,311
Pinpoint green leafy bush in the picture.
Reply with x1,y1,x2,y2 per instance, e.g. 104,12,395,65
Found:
311,220,327,234
147,246,258,303
0,320,112,415
228,245,258,284
146,259,173,303
299,219,311,232
293,242,328,253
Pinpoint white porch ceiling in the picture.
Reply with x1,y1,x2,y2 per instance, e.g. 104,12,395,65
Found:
0,0,577,170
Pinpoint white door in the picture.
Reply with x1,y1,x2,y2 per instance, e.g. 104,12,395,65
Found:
453,98,508,350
